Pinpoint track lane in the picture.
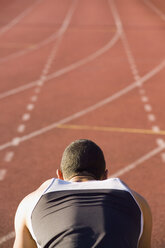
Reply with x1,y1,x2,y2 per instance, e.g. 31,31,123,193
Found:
0,0,165,247
0,0,43,36
0,60,164,152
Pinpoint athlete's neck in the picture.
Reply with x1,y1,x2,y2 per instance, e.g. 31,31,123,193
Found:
69,175,96,182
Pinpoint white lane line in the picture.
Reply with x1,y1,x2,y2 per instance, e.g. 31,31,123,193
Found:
0,169,7,181
152,126,160,133
0,0,44,36
11,137,21,146
142,0,165,21
148,113,156,122
109,0,165,165
0,27,62,64
47,31,120,78
1,0,77,182
31,96,38,102
0,31,121,100
0,0,78,64
22,113,31,121
109,0,141,83
15,0,77,133
4,151,14,162
0,60,164,152
144,104,152,112
0,32,164,102
111,143,165,178
0,61,164,153
0,0,77,63
156,138,165,147
0,231,15,245
135,75,141,82
0,80,39,100
141,96,148,102
27,104,34,111
17,124,26,133
161,153,165,162
37,81,44,87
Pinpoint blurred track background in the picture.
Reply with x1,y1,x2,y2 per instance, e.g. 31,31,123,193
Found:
0,0,164,247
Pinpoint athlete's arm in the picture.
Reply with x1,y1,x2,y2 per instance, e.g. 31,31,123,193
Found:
132,191,152,248
13,179,53,248
13,196,37,248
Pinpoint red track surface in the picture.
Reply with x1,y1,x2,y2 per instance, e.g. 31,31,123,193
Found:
0,0,165,247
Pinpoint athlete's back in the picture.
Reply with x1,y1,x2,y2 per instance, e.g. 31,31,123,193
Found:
30,178,143,248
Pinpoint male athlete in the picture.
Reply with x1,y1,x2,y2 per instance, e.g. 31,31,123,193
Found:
13,139,152,248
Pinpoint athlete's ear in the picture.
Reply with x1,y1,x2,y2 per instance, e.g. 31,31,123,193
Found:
56,169,64,180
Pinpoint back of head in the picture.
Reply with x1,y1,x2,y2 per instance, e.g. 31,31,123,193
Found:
60,139,106,180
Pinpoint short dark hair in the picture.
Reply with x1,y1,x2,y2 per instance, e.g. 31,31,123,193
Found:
60,139,106,180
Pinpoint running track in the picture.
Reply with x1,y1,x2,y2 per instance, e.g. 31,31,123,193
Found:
0,0,165,247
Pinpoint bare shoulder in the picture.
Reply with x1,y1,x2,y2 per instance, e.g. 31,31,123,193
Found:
131,190,152,248
15,178,54,224
118,179,151,212
131,190,152,216
14,179,54,247
118,179,152,248
19,178,53,204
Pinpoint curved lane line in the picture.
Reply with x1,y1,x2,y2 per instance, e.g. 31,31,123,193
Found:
0,1,78,64
0,232,15,245
111,143,165,178
0,31,121,100
142,0,165,21
0,60,164,152
0,0,44,36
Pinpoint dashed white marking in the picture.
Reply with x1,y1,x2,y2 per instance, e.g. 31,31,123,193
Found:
0,52,164,101
152,126,160,133
31,96,38,102
0,63,165,153
37,81,44,86
1,0,77,154
40,75,47,82
11,137,21,146
111,143,165,177
109,0,164,165
27,104,34,111
144,104,152,112
143,0,165,21
0,30,122,100
0,0,78,65
22,113,30,121
156,138,165,147
0,231,15,245
135,75,141,81
141,96,148,102
161,153,165,162
136,81,143,87
148,114,156,122
17,124,26,133
0,169,7,181
4,151,14,162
